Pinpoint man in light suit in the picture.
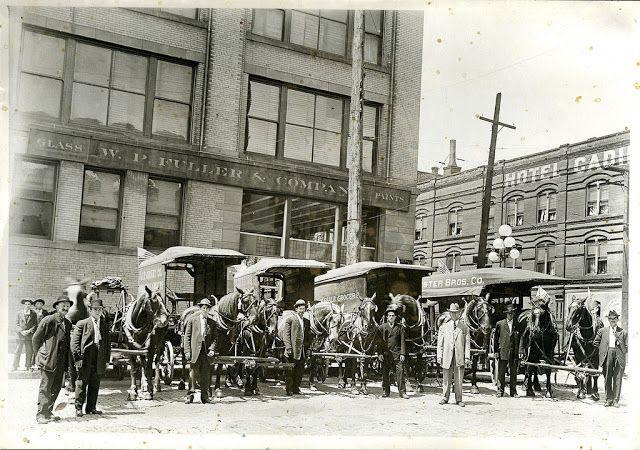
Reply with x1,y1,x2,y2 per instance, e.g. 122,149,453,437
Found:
437,303,471,407
283,299,306,396
493,304,520,397
593,310,628,407
184,298,217,404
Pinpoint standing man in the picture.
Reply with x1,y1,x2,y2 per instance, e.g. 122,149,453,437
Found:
437,303,471,407
493,304,520,397
283,299,306,396
32,295,72,424
183,298,216,404
31,299,49,370
593,310,628,407
13,298,37,371
71,296,111,416
377,305,408,399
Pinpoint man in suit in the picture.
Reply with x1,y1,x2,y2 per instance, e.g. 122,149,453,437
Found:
377,305,408,398
30,299,49,369
437,303,471,407
71,296,111,416
593,310,628,407
32,295,72,424
283,299,307,396
493,304,520,397
184,298,216,404
13,298,38,371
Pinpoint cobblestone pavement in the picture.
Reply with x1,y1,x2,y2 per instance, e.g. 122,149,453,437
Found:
2,370,636,448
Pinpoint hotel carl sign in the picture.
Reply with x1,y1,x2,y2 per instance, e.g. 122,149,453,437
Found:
28,130,411,211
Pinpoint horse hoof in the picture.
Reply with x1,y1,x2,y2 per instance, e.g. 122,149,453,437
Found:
127,393,138,401
337,382,345,389
178,381,185,390
143,392,153,400
545,391,553,399
470,386,480,395
215,389,223,398
309,385,317,391
591,394,600,401
526,391,535,397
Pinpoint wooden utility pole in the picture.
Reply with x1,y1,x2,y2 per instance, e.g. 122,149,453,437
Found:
476,93,516,268
346,10,364,265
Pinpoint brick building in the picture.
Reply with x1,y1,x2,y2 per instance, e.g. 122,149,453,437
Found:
414,131,630,335
7,8,423,317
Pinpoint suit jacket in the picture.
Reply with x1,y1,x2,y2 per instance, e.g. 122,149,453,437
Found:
283,314,305,360
377,322,406,357
16,310,38,339
32,313,72,373
71,317,111,376
183,311,216,364
34,308,49,325
494,319,520,361
437,319,471,370
593,325,627,369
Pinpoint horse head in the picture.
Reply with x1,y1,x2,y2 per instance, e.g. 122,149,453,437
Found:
144,286,169,330
260,298,282,337
65,279,92,323
565,295,589,332
358,293,378,332
464,296,493,335
235,287,257,318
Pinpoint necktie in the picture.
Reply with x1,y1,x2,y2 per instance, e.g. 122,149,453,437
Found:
93,318,101,344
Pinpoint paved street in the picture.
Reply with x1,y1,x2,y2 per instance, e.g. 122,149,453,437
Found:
2,369,635,449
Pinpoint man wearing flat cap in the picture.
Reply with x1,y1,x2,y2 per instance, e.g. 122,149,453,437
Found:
377,304,408,398
13,298,38,371
32,296,73,424
437,302,471,407
493,303,520,397
593,310,628,407
71,296,111,416
184,298,216,404
283,299,307,396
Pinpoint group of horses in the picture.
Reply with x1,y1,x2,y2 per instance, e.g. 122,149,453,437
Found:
62,279,602,401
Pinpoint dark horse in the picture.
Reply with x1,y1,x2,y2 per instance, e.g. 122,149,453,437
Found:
519,300,558,398
462,296,493,394
123,286,170,400
565,296,602,400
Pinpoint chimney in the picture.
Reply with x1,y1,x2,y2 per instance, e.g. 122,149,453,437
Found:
443,139,462,176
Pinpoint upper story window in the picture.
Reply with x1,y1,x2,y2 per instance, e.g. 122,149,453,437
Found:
585,237,607,275
535,242,556,275
415,217,423,241
18,29,194,142
506,196,524,227
537,191,557,223
11,159,57,238
144,178,183,249
488,202,495,230
79,169,122,245
448,207,462,236
159,8,198,19
364,10,383,64
445,252,461,272
586,182,609,216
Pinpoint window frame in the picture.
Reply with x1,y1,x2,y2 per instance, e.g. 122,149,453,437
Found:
585,237,607,275
586,181,609,217
447,207,462,236
506,195,524,227
143,176,184,250
445,252,461,272
535,242,556,275
537,190,557,223
78,167,124,246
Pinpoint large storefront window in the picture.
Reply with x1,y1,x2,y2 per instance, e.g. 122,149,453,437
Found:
289,198,336,261
144,178,182,249
79,170,122,244
340,206,379,262
240,192,286,257
11,159,57,238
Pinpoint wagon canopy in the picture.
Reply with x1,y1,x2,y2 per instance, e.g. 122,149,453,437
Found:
139,246,246,268
421,268,568,299
234,258,329,279
316,261,434,284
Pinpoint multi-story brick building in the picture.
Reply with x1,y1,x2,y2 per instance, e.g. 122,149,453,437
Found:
414,131,630,335
8,8,423,318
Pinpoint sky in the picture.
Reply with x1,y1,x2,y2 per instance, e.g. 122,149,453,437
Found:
418,1,640,172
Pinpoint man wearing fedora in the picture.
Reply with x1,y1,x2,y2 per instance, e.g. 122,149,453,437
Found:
184,298,217,404
13,298,38,371
437,302,471,407
377,305,408,399
283,299,307,396
71,296,111,416
593,310,628,407
493,304,520,397
32,295,73,424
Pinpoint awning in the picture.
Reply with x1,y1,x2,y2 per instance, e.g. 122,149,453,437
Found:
316,262,435,284
234,258,329,279
139,246,246,268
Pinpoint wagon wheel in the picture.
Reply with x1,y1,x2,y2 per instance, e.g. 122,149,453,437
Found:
159,341,175,386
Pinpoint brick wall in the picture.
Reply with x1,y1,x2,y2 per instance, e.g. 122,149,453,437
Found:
120,170,148,249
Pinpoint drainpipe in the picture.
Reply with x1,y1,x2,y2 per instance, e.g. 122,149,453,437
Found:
385,10,398,181
199,9,213,152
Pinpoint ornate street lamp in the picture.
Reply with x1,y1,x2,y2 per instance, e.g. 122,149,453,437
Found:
488,224,520,268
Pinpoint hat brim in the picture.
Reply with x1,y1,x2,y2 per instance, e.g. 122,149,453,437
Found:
52,300,72,307
20,299,33,305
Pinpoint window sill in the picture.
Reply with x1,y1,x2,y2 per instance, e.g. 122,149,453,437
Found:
9,236,136,256
126,8,207,28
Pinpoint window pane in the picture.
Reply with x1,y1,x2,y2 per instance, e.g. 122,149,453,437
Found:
365,10,383,34
588,185,598,202
156,61,193,103
241,191,286,236
108,90,145,132
17,161,56,201
363,105,377,138
79,206,118,243
147,179,182,215
364,34,381,64
313,129,341,166
74,43,111,86
290,198,336,242
71,83,108,125
22,30,65,78
363,140,373,173
600,185,608,200
314,95,342,132
144,226,180,249
248,81,280,120
549,193,557,208
246,119,277,155
252,9,284,40
284,125,313,162
597,260,607,274
586,257,595,274
145,214,180,230
83,170,121,209
12,199,53,237
18,74,62,118
321,10,348,22
290,11,319,49
160,8,197,19
152,99,190,140
319,19,346,55
112,51,148,94
586,243,597,256
286,90,315,127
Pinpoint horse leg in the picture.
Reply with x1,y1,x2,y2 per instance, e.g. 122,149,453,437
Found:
470,354,480,394
416,355,424,393
533,368,542,392
545,368,554,398
337,359,345,389
178,349,186,390
525,366,535,397
143,356,154,400
591,374,600,401
359,359,368,395
214,364,223,398
154,352,162,393
128,356,140,401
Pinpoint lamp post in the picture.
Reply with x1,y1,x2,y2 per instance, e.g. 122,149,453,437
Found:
488,224,520,268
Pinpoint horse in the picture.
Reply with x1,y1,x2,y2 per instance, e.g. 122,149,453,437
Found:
335,294,379,394
519,300,558,398
461,296,493,394
123,286,169,400
565,296,602,400
64,278,92,392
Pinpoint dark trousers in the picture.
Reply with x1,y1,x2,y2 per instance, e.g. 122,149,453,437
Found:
382,353,405,395
13,338,33,369
37,368,64,419
498,357,518,396
75,350,101,412
189,345,212,401
285,354,305,394
604,349,624,402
